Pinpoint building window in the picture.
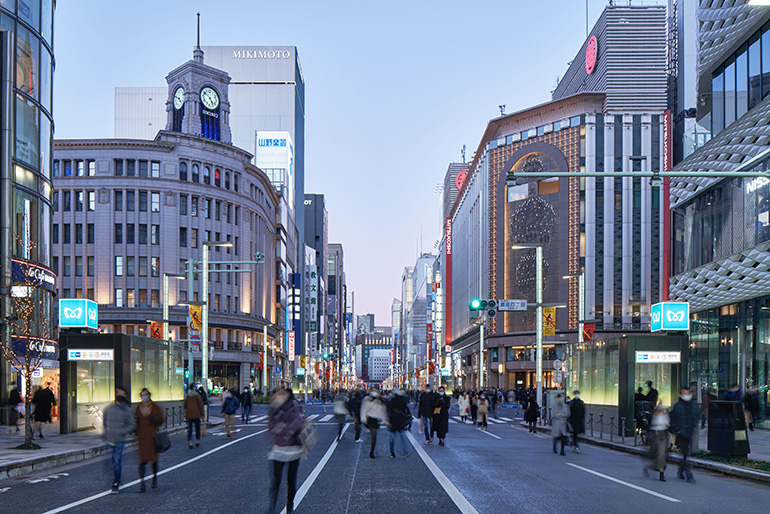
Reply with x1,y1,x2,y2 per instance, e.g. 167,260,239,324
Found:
75,224,83,244
87,223,94,244
215,201,221,221
126,224,135,244
127,290,135,308
87,191,95,211
151,257,159,277
126,256,135,276
179,162,187,181
87,256,94,276
114,223,123,244
226,204,231,223
234,174,239,192
75,256,83,276
180,195,187,215
114,159,123,176
127,160,135,177
151,161,160,178
139,160,148,177
88,161,96,176
203,166,210,185
139,224,147,244
114,190,123,211
64,160,72,176
205,199,212,219
115,256,123,276
235,236,239,255
115,289,123,307
151,224,160,245
63,191,71,211
127,191,135,211
139,290,147,307
76,191,84,211
225,171,230,189
63,224,71,244
191,228,198,248
151,289,160,308
63,256,71,276
139,256,147,277
151,192,160,212
191,196,198,216
180,227,187,247
53,191,59,211
235,206,239,225
53,161,59,177
139,191,148,212
76,161,85,176
214,168,221,187
192,164,199,183
52,224,58,244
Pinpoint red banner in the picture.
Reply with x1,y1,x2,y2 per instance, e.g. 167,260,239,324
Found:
582,323,596,342
150,322,162,339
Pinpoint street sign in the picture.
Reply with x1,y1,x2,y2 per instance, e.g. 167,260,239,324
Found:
635,351,681,364
651,302,689,332
59,299,98,330
275,366,282,374
67,349,114,361
296,368,305,375
497,299,528,311
553,359,562,370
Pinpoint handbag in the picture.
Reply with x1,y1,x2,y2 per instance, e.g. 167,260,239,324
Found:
201,423,207,436
154,432,171,453
433,406,442,415
297,418,318,455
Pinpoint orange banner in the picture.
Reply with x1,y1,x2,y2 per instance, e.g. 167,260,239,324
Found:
150,322,162,339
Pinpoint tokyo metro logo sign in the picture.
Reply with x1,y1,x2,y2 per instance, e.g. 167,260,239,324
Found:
59,299,99,330
650,302,689,332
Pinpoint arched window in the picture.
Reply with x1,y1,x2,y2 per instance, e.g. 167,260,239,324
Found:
224,171,230,190
192,164,199,183
179,162,188,181
204,166,210,185
214,168,221,187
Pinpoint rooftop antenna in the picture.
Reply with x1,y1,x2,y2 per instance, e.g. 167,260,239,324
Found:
193,12,204,63
461,145,466,163
499,105,506,116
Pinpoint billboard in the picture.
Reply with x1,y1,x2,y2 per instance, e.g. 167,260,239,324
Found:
59,299,98,330
650,302,689,332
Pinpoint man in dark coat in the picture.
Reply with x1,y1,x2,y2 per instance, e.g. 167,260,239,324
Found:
569,389,586,453
348,388,363,442
387,389,411,458
432,387,451,446
8,385,22,433
671,387,699,483
645,381,659,406
418,385,436,444
32,383,56,440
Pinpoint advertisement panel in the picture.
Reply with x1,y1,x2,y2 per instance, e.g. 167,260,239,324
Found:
188,305,202,351
59,299,98,330
650,302,689,332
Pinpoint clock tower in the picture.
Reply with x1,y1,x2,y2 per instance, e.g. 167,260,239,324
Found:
165,22,232,143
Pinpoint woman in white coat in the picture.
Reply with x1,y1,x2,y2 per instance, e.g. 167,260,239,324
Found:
360,388,388,458
458,393,470,423
551,393,570,456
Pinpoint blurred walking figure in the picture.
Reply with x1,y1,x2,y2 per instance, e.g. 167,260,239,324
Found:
135,388,164,492
348,388,363,442
671,387,699,483
184,386,204,449
569,390,585,453
525,396,540,432
387,389,411,458
267,388,303,514
701,388,716,429
241,386,253,424
333,390,348,442
551,393,570,456
433,387,450,446
477,394,490,429
102,386,135,493
360,388,388,458
458,392,470,423
7,385,21,433
221,388,240,438
643,405,670,482
418,385,436,444
470,393,479,425
32,383,56,440
744,385,760,431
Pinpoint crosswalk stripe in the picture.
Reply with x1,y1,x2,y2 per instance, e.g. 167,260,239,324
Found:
488,418,505,424
319,414,334,422
449,419,457,424
306,414,319,420
499,417,513,421
251,415,267,422
452,416,463,423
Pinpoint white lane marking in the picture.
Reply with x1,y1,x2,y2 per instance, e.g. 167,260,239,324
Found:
306,414,319,420
449,419,458,424
476,428,502,440
487,418,505,424
499,417,513,421
406,431,479,514
279,424,350,514
452,416,463,423
43,429,268,514
0,487,10,493
251,415,267,422
566,463,681,503
319,414,334,422
27,472,69,484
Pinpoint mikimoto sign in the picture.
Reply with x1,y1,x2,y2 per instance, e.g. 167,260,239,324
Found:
59,299,99,330
650,302,689,332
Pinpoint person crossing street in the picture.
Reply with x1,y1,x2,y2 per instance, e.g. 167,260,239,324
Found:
418,385,436,444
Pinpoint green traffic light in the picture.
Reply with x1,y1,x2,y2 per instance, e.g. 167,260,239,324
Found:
323,352,329,359
470,299,481,310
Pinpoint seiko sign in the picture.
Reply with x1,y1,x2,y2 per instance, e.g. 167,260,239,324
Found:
232,49,291,59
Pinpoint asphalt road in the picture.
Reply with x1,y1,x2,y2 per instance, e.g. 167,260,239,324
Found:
2,402,769,513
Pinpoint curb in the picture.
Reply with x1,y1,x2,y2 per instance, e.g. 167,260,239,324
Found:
0,421,221,481
517,422,770,485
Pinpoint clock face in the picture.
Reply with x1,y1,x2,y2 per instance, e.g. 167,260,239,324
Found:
200,87,219,110
585,35,598,75
173,87,185,110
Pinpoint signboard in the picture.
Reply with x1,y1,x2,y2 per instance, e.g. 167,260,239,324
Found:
441,369,450,377
498,299,527,311
635,351,681,364
585,35,598,75
59,299,98,330
650,302,689,332
11,337,58,360
11,258,56,293
275,366,282,374
188,305,202,349
296,368,305,376
288,331,295,360
150,322,162,339
543,307,556,336
67,349,114,361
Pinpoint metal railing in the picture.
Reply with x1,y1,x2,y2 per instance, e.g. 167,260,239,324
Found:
537,408,634,446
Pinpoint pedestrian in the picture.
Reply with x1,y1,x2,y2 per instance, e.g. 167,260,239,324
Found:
418,385,436,445
241,386,253,424
387,388,411,458
634,387,646,403
102,386,135,493
477,394,490,429
184,385,204,449
643,405,670,482
569,389,585,453
433,386,450,446
360,387,388,458
7,384,21,433
645,381,659,406
701,388,716,428
221,388,240,438
135,388,164,492
197,385,209,420
744,384,760,431
32,382,56,440
333,390,348,442
348,388,363,442
551,393,570,456
724,384,741,401
470,393,479,425
267,388,304,514
670,387,699,483
525,395,540,432
458,392,470,423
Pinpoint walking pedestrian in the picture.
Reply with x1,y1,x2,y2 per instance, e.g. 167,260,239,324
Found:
197,385,209,421
458,392,470,423
221,388,240,438
645,381,659,406
387,388,411,458
470,393,479,425
551,393,570,456
744,384,760,431
267,388,303,514
241,386,253,424
433,387,450,446
102,386,135,493
184,386,204,449
569,390,585,453
643,405,670,482
525,395,540,432
348,388,363,442
360,388,388,458
333,390,348,442
135,388,164,492
418,385,436,444
671,387,699,483
477,394,490,429
7,385,21,433
31,383,56,440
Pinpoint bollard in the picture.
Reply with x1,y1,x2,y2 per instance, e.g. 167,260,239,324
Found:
621,417,626,445
599,414,604,439
610,417,614,441
165,408,169,429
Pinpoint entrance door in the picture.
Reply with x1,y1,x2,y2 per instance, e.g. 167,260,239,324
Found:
634,363,675,407
75,360,114,430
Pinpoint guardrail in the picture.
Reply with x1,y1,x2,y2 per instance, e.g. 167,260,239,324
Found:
537,407,633,446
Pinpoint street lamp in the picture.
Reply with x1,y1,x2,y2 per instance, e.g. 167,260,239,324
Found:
563,271,585,393
201,241,232,390
511,243,544,407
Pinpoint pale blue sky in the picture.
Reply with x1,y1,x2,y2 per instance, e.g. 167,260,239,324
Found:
53,1,655,323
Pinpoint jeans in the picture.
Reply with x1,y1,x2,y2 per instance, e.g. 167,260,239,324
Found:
241,405,251,423
187,418,201,442
422,416,433,441
678,436,694,480
268,459,299,514
389,430,409,456
111,442,125,484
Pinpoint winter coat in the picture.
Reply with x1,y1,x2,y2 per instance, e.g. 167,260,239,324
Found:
32,387,56,423
671,398,700,440
433,393,451,438
103,400,135,445
418,390,436,418
569,398,586,435
477,399,489,415
646,388,659,407
550,401,570,438
8,388,22,407
458,396,470,415
525,400,540,422
240,391,253,407
744,391,760,416
267,397,303,447
197,388,209,406
135,400,164,463
387,393,411,431
348,391,363,417
360,395,387,428
221,395,240,415
184,392,205,420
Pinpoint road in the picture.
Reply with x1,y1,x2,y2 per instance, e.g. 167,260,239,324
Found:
1,403,768,513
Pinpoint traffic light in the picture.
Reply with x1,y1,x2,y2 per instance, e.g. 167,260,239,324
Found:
469,298,497,318
469,299,483,310
323,352,329,359
184,369,190,379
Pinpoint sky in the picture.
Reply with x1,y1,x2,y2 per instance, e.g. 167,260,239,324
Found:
53,0,659,324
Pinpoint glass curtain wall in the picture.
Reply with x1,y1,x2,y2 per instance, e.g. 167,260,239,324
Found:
569,338,620,406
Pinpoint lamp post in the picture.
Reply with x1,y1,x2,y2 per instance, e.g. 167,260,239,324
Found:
201,241,233,391
563,271,585,392
512,243,544,407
